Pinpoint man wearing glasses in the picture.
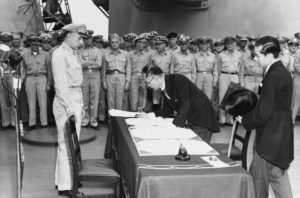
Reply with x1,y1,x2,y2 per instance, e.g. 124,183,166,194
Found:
51,23,86,196
139,66,220,143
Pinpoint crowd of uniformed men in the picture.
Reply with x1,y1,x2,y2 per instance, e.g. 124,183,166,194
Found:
1,29,300,131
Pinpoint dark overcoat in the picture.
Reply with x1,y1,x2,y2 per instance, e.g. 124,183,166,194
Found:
242,60,294,169
154,74,220,133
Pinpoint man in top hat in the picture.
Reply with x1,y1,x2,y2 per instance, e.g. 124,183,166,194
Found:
128,34,150,111
170,35,196,83
194,36,218,100
102,33,131,110
217,36,243,126
277,36,293,71
21,34,49,130
0,32,16,130
149,35,172,111
79,30,103,130
166,32,180,53
139,65,220,143
239,36,294,198
51,23,86,195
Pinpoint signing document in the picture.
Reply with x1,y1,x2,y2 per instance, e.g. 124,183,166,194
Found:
126,116,219,156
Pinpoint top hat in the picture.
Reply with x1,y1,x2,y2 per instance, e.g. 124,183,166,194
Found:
220,82,258,116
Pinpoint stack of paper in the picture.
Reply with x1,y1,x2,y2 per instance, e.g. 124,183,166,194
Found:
129,126,197,140
109,109,138,117
136,139,219,156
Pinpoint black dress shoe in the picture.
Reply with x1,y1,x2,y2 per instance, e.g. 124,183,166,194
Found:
81,125,89,128
90,125,100,130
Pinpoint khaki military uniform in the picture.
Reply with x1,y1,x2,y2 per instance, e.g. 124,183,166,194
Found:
22,50,49,127
149,50,172,104
194,51,218,100
217,50,243,124
102,48,131,110
79,46,102,127
170,50,196,83
240,52,263,94
129,49,150,111
52,42,83,191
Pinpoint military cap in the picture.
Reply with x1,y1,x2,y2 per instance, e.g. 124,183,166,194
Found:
133,34,148,43
247,35,257,42
177,35,190,44
149,31,159,38
288,38,299,45
223,36,237,44
92,35,103,42
83,30,94,39
52,29,66,40
12,30,24,38
39,33,52,42
123,33,137,42
1,32,13,42
167,32,178,39
213,39,224,46
102,39,109,48
276,35,288,43
62,23,86,33
189,38,198,45
294,32,300,39
237,35,248,41
195,36,212,44
139,32,151,40
28,34,41,43
154,36,168,44
109,33,120,41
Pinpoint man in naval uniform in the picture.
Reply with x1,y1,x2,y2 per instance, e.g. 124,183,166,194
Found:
52,23,86,196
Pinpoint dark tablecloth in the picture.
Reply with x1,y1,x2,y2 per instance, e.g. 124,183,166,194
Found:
105,117,255,198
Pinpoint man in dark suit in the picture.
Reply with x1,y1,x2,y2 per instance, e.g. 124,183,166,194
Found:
139,66,220,143
238,36,294,198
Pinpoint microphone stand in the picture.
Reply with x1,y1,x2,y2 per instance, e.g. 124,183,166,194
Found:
13,63,24,198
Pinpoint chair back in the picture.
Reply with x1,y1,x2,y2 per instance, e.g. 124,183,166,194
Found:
66,116,81,197
231,122,252,168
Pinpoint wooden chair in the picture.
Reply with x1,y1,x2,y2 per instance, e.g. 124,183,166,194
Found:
211,120,252,169
66,116,120,198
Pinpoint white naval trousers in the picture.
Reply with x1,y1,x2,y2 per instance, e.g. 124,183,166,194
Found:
53,88,82,190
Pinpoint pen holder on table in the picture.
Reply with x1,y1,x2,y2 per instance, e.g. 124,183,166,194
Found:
175,144,190,161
